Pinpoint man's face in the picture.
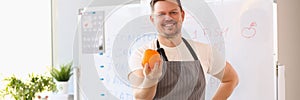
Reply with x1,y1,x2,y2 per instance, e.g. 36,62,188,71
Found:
150,0,185,38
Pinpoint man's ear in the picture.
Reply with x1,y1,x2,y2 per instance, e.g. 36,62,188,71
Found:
150,15,154,24
181,10,185,21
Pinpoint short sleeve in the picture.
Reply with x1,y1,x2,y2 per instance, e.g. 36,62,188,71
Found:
207,46,226,75
128,48,144,72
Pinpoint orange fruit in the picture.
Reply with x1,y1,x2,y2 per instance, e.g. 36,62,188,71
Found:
142,49,161,69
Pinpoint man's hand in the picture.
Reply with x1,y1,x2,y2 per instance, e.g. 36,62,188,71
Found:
141,62,163,88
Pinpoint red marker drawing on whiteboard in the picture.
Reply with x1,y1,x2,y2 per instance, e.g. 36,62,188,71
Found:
241,22,257,39
215,27,229,37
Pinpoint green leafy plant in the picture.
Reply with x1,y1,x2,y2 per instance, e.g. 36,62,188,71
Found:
0,74,57,100
50,61,73,82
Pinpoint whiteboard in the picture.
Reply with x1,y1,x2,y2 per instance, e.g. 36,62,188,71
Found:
73,0,276,100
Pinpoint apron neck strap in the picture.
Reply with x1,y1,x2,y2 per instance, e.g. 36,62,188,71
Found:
156,40,168,61
182,38,199,60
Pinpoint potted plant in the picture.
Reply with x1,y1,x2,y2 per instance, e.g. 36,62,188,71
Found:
0,74,57,100
50,61,73,94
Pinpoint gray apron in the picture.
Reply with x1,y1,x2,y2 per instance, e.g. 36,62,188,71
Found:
154,38,206,100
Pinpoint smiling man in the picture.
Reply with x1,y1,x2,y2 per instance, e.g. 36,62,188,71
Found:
128,0,239,100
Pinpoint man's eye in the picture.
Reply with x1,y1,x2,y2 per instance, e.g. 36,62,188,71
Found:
170,12,178,15
157,14,164,16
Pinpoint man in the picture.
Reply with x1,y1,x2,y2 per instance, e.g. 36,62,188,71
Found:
128,0,239,99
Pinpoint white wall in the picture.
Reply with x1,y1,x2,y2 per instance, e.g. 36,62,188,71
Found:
277,0,300,100
0,0,52,80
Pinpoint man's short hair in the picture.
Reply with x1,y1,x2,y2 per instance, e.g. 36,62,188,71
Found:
150,0,183,12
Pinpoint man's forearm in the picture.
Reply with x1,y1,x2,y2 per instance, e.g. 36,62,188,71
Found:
212,62,239,100
134,85,157,100
129,69,160,100
212,80,238,100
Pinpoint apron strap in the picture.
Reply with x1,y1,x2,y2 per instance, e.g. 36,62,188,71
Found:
157,40,169,61
182,38,199,60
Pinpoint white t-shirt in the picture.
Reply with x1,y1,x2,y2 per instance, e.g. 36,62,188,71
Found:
128,39,226,76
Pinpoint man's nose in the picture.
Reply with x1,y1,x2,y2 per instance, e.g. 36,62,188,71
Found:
163,14,173,20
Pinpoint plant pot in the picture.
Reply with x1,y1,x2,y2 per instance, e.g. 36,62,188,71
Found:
56,81,69,94
36,92,51,100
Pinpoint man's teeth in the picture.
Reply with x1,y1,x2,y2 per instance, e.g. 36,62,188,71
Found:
165,24,174,27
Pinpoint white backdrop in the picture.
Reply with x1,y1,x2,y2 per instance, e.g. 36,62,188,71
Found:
73,0,276,100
